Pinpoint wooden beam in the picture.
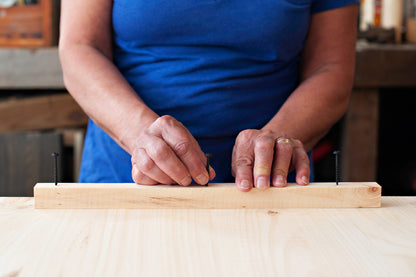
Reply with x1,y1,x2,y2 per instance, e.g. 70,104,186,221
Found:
0,93,88,132
341,89,379,181
354,42,416,88
34,182,382,209
0,47,63,89
2,43,416,90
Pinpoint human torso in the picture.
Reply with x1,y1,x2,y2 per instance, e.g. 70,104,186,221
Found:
112,0,314,138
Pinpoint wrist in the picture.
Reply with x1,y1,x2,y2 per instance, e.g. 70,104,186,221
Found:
119,106,159,154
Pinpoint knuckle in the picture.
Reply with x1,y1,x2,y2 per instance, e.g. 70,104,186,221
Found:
235,156,254,168
237,129,256,142
293,139,304,148
157,115,176,126
277,142,293,154
132,148,142,159
255,137,274,151
149,142,170,160
261,129,274,137
132,168,142,184
173,140,192,157
138,156,154,172
141,129,152,138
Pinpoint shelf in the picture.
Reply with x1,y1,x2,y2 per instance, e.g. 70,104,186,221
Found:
0,47,63,89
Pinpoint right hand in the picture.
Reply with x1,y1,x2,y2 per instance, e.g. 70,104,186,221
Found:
131,115,215,186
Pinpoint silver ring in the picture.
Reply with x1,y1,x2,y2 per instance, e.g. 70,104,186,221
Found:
276,138,292,145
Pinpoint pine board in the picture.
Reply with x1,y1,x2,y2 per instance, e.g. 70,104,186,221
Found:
0,197,415,277
34,182,382,209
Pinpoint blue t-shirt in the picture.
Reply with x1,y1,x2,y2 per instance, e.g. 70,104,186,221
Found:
79,0,359,183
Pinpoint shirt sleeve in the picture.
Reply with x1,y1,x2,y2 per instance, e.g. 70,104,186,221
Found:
312,0,360,14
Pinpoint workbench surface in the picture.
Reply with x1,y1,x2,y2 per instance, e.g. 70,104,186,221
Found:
1,197,415,277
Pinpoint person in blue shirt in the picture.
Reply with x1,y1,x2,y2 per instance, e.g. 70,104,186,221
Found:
59,0,359,192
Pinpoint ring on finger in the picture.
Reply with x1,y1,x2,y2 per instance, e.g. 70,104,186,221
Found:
276,137,293,146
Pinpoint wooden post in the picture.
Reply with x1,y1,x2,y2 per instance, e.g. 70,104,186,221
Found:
34,182,382,209
342,89,379,181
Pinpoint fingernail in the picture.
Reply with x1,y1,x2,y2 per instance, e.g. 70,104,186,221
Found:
180,175,192,186
256,177,268,190
273,175,286,187
196,173,208,185
240,180,250,190
301,176,309,185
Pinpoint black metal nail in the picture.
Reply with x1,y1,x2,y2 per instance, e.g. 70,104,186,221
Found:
205,153,212,186
51,152,59,186
333,150,340,186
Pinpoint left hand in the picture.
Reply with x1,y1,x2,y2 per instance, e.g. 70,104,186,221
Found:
231,129,310,192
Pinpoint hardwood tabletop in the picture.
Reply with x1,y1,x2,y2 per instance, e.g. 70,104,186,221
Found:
1,197,415,277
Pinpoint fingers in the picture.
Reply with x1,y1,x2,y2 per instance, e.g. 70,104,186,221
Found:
132,148,175,185
133,115,212,186
233,130,311,192
232,130,255,192
131,163,158,185
143,136,192,186
291,140,310,186
253,136,274,190
271,139,293,187
150,116,210,185
234,155,254,192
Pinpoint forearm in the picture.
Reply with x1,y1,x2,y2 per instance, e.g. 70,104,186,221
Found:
60,44,158,153
263,4,357,151
262,64,353,151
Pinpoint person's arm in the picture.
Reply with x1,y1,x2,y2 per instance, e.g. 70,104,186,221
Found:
59,0,213,185
232,4,358,191
59,0,156,152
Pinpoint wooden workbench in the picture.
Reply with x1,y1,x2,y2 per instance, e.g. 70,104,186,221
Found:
1,197,415,276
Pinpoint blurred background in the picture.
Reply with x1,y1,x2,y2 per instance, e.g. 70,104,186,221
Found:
0,0,415,196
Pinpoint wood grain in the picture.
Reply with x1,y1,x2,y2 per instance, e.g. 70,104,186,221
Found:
1,197,415,277
34,182,382,209
0,93,88,132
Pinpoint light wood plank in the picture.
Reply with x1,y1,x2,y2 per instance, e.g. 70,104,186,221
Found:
0,197,415,277
34,182,382,209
